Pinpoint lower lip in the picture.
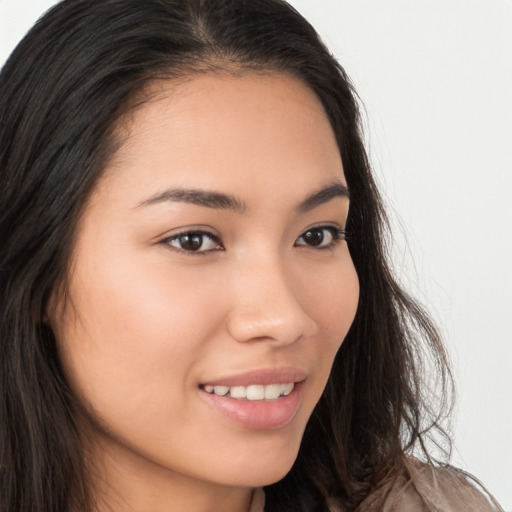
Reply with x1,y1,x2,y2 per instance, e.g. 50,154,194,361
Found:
199,382,304,430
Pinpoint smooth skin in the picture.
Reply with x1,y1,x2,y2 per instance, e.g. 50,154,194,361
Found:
50,72,360,512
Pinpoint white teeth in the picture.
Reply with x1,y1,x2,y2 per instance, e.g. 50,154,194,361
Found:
264,384,281,400
204,383,295,400
213,385,229,396
281,383,294,396
246,385,265,401
229,386,246,398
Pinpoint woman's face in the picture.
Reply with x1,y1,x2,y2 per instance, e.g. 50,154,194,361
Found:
52,73,359,497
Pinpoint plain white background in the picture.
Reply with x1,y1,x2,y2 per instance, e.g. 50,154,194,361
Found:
1,0,511,509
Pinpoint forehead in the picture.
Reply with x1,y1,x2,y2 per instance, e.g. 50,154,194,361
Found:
99,72,344,206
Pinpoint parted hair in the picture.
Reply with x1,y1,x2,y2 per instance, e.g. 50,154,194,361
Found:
0,1,452,511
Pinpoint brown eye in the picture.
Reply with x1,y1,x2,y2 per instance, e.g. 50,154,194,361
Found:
302,229,325,246
165,231,222,253
295,226,343,248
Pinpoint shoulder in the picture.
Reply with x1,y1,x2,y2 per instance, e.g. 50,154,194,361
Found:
353,458,505,512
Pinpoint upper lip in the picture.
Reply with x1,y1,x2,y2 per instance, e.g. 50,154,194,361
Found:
201,367,307,387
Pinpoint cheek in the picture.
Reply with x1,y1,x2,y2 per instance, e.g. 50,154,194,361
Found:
53,252,225,423
305,255,359,345
296,255,359,400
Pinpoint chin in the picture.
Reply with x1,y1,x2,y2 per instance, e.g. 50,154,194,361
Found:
210,433,302,488
222,461,295,489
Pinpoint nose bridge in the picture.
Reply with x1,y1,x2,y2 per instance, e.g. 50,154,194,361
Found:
226,251,317,344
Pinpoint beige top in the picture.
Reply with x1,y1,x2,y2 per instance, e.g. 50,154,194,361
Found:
250,459,504,512
353,459,505,512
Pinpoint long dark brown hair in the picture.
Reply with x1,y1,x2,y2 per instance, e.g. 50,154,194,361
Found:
0,1,452,511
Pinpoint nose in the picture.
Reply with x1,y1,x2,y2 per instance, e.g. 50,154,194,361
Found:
225,256,318,345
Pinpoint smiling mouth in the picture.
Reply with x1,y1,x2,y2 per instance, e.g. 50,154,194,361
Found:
201,383,295,400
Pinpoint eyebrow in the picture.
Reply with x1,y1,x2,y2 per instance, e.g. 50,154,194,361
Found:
139,188,247,213
297,181,350,213
138,180,349,213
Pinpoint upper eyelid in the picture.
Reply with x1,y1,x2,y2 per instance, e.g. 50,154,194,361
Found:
159,226,221,240
167,229,219,238
298,222,345,235
300,225,344,235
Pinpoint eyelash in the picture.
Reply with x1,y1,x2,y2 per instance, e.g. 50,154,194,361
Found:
160,225,347,255
295,226,346,249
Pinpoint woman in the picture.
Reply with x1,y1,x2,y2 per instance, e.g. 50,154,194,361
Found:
0,1,504,511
